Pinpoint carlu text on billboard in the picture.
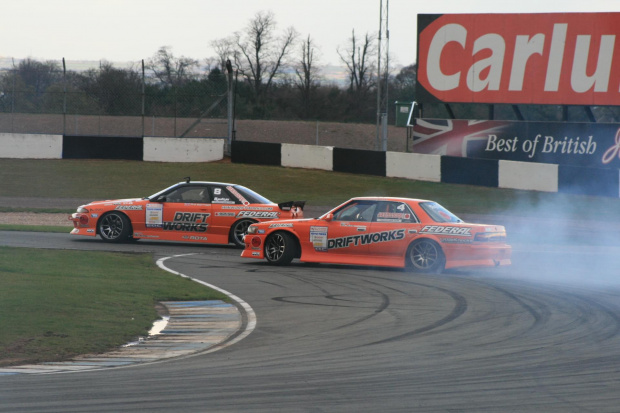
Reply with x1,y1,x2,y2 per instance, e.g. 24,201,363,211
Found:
416,13,619,106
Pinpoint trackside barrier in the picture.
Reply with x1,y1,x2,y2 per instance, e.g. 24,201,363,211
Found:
63,135,143,160
333,147,386,176
558,165,620,197
0,133,62,159
281,143,333,171
144,137,224,162
441,156,499,188
386,152,441,182
231,140,281,166
499,160,558,192
4,134,618,197
230,140,619,197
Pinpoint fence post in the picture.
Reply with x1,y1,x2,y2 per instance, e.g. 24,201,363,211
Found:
141,60,145,138
62,58,67,135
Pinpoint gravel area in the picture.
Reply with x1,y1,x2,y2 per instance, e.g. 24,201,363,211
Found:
0,212,72,226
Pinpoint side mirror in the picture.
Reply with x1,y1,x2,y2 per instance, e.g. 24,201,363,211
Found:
323,213,333,222
153,195,166,202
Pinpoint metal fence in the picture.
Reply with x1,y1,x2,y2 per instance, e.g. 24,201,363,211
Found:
0,61,230,138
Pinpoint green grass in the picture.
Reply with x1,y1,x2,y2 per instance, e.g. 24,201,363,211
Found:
2,158,620,220
0,247,227,367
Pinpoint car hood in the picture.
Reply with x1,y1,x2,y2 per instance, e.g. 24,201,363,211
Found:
83,198,144,207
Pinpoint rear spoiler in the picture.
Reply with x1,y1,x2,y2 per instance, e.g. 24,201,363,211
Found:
278,201,306,211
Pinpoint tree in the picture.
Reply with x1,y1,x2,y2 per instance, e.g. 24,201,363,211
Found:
232,11,298,116
294,35,321,119
338,30,377,121
80,61,142,115
146,46,199,88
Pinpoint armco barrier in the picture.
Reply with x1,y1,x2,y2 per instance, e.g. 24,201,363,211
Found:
231,140,281,166
281,143,333,171
499,160,558,192
333,147,386,176
0,133,62,159
440,156,499,187
558,165,620,197
386,152,440,182
63,135,143,160
144,137,224,162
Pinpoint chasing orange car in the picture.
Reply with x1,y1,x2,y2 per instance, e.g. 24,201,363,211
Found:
241,197,511,273
69,179,304,247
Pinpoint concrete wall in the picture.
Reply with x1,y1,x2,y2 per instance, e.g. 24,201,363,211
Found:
0,133,62,159
0,133,224,162
144,137,224,162
281,144,333,171
386,152,441,182
499,160,558,192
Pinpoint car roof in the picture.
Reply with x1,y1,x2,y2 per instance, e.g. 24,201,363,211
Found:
175,181,236,185
349,196,432,203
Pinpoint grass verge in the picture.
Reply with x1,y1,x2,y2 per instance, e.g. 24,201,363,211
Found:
0,246,228,367
2,158,620,220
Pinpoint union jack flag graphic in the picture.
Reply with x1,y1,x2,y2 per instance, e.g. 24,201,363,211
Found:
412,119,509,157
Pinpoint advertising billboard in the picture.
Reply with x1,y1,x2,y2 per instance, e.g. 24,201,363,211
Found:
416,13,620,105
412,118,620,169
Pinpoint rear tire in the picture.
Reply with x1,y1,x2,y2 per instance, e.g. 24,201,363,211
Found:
98,212,132,243
264,232,296,265
407,239,444,273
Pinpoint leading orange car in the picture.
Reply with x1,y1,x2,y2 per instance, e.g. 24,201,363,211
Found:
241,197,511,273
69,179,304,247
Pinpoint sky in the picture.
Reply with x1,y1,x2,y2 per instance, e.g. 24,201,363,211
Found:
2,0,619,68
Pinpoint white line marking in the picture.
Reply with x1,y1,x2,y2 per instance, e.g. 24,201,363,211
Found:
156,253,257,352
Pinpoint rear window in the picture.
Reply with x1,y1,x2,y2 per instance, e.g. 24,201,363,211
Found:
420,202,462,223
231,185,273,204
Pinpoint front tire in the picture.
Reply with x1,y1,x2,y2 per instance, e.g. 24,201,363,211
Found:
407,239,445,273
98,212,132,243
230,219,256,248
264,232,296,265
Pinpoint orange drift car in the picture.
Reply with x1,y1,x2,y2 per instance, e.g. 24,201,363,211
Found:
69,179,304,247
242,197,511,273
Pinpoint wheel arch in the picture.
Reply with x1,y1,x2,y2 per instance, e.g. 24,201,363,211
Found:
406,236,446,273
96,210,133,236
267,229,302,259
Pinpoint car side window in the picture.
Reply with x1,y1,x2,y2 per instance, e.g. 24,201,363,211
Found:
333,201,377,222
164,186,210,203
374,202,418,223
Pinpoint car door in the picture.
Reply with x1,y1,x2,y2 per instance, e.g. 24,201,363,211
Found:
321,200,378,262
152,184,213,242
368,201,418,261
208,184,246,241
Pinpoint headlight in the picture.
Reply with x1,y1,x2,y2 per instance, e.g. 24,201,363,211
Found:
247,225,258,234
77,206,89,213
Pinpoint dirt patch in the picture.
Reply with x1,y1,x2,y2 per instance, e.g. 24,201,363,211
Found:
0,212,72,227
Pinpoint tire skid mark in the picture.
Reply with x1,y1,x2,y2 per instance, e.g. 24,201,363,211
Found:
268,268,392,328
364,282,468,346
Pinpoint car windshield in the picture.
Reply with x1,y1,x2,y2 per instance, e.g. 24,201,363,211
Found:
419,202,462,223
146,183,180,200
233,185,272,204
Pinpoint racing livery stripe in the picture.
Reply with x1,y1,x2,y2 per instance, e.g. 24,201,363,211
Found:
421,225,472,236
328,229,406,249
